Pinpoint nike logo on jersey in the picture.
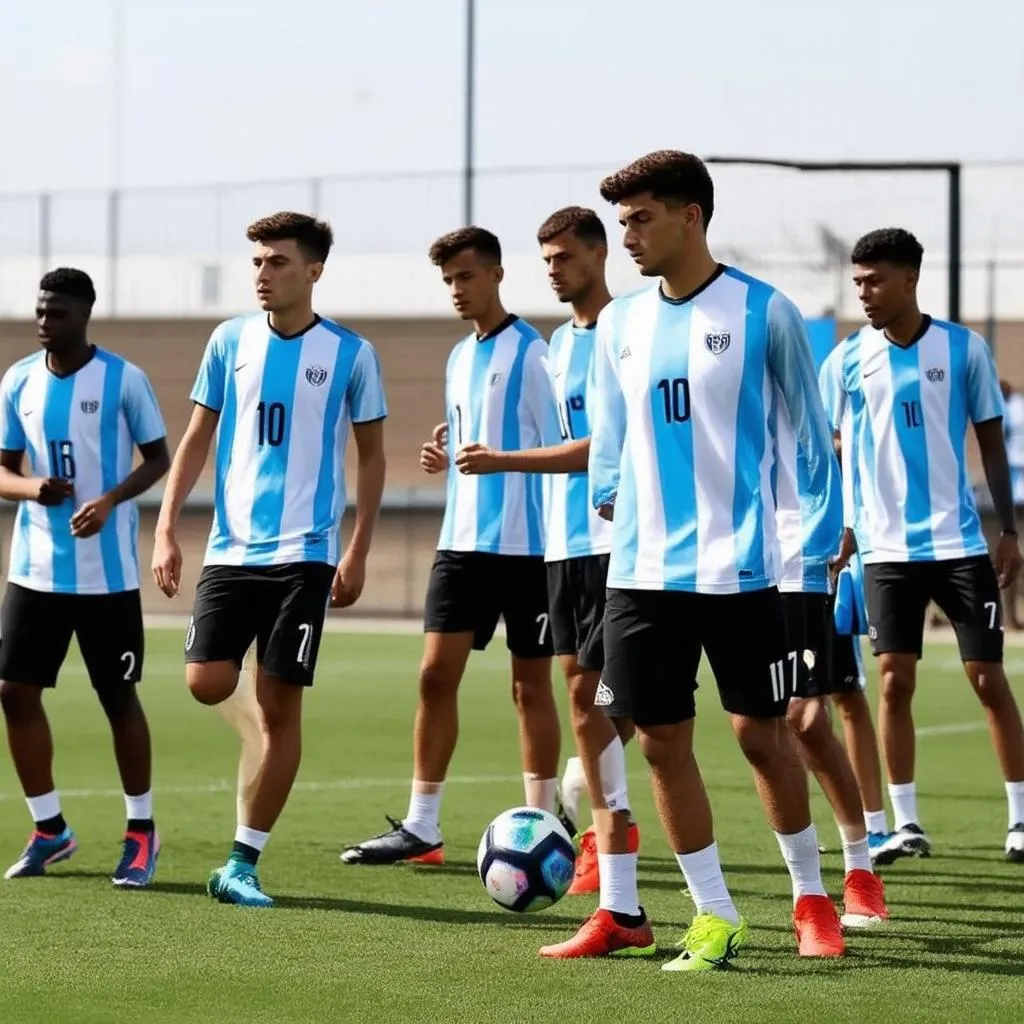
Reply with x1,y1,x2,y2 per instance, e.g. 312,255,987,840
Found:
20,409,33,416
863,367,882,378
235,363,248,373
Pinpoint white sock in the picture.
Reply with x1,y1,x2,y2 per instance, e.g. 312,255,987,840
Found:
404,784,443,844
1006,781,1024,829
26,791,61,827
598,737,630,814
675,842,740,925
837,823,873,874
523,774,558,815
775,824,827,903
864,808,889,835
597,853,641,917
125,791,153,822
888,782,919,830
234,825,269,852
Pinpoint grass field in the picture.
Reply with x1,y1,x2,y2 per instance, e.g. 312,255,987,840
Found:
1,627,1022,1023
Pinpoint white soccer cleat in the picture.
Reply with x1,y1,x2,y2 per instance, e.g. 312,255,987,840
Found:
1006,824,1024,863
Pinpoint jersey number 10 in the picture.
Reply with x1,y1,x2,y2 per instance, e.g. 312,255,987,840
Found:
257,401,287,447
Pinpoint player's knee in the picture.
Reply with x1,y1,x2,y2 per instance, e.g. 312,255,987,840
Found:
786,696,829,746
565,671,596,727
186,663,238,706
966,662,1010,708
831,690,866,724
418,661,460,702
511,676,553,714
733,716,785,769
879,661,915,703
0,680,41,721
636,723,690,769
94,682,140,722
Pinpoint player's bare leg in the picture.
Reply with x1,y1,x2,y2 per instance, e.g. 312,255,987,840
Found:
512,654,560,812
964,660,1024,861
219,645,263,825
832,689,889,839
787,696,888,926
0,682,57,802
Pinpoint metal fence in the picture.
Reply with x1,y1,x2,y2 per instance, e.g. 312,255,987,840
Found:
1,160,1023,321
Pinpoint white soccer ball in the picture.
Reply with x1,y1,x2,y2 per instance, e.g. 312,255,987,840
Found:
477,806,576,913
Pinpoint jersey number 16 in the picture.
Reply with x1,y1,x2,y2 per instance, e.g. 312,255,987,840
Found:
48,440,76,479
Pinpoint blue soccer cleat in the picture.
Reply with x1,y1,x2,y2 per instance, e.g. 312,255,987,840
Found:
870,825,931,866
112,829,160,888
4,827,78,879
207,859,274,908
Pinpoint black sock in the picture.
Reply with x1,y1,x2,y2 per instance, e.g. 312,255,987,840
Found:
610,908,646,929
230,841,261,866
36,814,67,836
127,818,155,833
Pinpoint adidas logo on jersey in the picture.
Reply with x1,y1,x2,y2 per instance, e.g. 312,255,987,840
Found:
594,680,614,707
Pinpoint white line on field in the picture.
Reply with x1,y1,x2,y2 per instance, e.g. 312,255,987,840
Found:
0,721,988,803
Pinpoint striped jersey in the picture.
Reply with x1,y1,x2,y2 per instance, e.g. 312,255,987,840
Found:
588,266,835,594
0,347,166,594
191,314,387,568
438,315,562,556
819,316,1003,564
543,320,613,562
773,382,844,594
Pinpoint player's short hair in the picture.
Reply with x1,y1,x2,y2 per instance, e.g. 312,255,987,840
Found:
536,206,607,247
246,211,334,263
428,226,502,267
851,228,924,271
599,150,714,227
38,267,96,306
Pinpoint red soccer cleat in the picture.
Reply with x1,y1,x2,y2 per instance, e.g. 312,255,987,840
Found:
567,822,641,896
841,868,889,928
793,893,846,957
539,908,656,959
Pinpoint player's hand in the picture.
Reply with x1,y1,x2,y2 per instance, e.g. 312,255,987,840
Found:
33,477,74,506
152,530,183,598
331,552,366,608
420,441,449,474
455,443,501,475
828,528,857,587
995,533,1023,589
70,494,114,538
597,501,615,521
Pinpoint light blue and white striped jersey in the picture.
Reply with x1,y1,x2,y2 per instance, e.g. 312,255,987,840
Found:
819,317,1003,564
438,315,562,556
191,314,387,568
773,383,844,594
544,320,613,563
589,267,835,594
0,348,166,594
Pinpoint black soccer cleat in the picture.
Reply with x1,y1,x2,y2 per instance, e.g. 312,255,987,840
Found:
1006,823,1024,863
340,815,445,865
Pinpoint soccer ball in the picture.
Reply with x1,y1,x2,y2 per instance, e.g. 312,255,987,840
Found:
477,806,576,913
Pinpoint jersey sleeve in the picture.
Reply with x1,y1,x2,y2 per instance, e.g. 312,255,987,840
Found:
766,291,837,509
818,345,847,432
347,340,388,424
190,325,229,412
122,364,167,445
522,339,563,448
0,369,26,451
588,307,626,509
966,331,1005,424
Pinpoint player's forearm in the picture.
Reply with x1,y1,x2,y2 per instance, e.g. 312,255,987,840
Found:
107,453,170,508
347,449,386,559
492,439,589,474
0,467,37,502
155,434,209,534
982,445,1018,534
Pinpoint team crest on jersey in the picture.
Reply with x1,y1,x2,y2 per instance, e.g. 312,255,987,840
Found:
704,330,731,355
925,367,945,382
80,399,99,414
594,680,614,707
305,365,328,387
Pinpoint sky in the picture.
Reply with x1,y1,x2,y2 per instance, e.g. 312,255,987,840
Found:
1,0,1022,193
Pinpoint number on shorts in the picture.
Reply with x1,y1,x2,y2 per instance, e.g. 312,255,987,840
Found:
535,613,550,646
984,600,998,629
120,650,136,681
296,622,313,663
769,650,798,702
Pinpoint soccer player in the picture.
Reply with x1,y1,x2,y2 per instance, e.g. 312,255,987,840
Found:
152,212,387,905
774,379,889,925
0,267,169,886
589,150,846,969
825,227,1024,864
341,227,563,866
454,207,651,958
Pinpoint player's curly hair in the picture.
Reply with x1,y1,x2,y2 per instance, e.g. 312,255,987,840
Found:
851,228,924,270
536,206,607,247
38,267,96,306
599,150,714,227
428,226,502,267
246,212,334,263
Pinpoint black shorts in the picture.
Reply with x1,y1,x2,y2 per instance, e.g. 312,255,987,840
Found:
546,554,609,670
865,555,1003,662
185,562,335,686
780,591,865,699
0,584,144,689
602,586,790,728
424,551,553,659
